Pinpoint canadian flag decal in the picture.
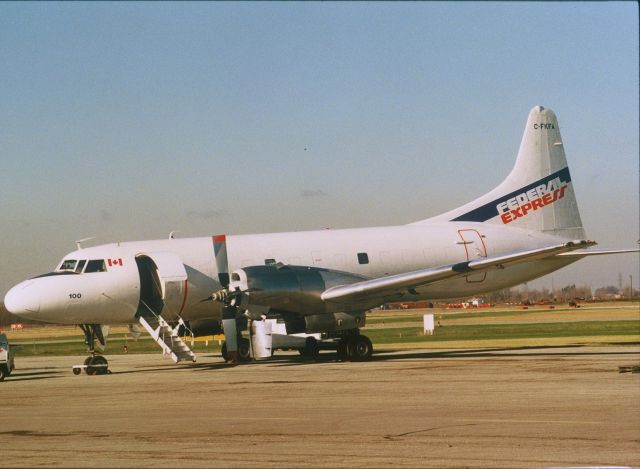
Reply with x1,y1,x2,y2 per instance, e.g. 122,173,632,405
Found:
108,258,123,267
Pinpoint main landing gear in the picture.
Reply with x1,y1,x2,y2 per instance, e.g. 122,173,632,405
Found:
337,331,373,362
298,336,320,358
73,324,110,375
221,337,251,362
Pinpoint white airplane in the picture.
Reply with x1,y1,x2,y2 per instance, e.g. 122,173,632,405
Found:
4,106,636,373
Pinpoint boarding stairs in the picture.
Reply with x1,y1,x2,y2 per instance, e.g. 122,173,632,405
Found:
137,308,196,363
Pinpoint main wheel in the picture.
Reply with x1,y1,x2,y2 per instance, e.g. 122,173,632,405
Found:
348,335,373,362
238,338,251,362
222,339,251,362
298,337,320,358
0,365,7,381
221,341,229,361
336,338,349,361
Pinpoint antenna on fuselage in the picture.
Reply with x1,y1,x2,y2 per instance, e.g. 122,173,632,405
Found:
75,237,95,250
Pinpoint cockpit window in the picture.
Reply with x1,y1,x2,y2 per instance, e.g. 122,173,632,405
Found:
59,259,77,271
85,259,106,273
75,259,87,273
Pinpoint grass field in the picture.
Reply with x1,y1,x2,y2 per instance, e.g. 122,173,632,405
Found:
6,333,224,357
367,302,640,324
3,302,638,357
366,320,639,343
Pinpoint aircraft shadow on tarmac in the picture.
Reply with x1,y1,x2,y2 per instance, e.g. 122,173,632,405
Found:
264,343,640,368
5,343,637,380
375,344,640,359
3,370,65,382
112,362,233,374
113,343,640,373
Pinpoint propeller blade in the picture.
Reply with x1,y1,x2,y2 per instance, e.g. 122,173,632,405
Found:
222,304,238,362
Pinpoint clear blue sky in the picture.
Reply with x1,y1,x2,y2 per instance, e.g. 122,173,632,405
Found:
1,2,638,295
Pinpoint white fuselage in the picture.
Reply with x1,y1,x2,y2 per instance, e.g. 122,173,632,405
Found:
4,221,576,325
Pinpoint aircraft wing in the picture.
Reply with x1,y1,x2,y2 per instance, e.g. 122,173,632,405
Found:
321,240,596,304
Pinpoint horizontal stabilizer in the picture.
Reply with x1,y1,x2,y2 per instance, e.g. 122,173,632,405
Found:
556,247,639,257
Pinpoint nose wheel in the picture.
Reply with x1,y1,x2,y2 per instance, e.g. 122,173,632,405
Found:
72,354,110,375
73,324,110,375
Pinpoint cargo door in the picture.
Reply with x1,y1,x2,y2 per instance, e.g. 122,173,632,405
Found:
457,229,488,283
135,252,188,319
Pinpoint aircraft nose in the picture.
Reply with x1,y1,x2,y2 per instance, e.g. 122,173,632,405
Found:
4,280,40,317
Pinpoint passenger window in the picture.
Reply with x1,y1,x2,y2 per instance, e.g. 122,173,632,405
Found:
75,260,86,273
59,259,77,271
357,252,369,265
85,259,106,273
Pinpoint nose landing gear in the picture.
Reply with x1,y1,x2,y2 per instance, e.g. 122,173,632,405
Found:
73,324,110,375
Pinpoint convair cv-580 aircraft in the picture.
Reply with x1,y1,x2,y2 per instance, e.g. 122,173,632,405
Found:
4,106,635,373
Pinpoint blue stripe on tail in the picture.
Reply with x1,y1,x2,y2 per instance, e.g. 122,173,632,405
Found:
451,167,571,222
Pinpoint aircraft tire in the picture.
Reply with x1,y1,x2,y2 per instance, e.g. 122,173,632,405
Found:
298,337,320,358
238,338,251,362
336,338,349,361
92,355,109,375
0,365,7,381
85,355,108,375
222,339,251,362
349,335,373,362
85,356,95,375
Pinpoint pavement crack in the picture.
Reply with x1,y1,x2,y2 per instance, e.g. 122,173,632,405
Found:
384,423,477,440
618,364,640,373
0,430,67,438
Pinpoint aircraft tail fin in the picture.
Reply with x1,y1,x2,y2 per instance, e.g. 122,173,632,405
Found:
414,106,585,239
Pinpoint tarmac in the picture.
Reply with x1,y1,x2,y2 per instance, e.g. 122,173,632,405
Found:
1,345,639,468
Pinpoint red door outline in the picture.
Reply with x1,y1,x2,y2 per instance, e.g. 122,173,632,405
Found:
457,229,488,283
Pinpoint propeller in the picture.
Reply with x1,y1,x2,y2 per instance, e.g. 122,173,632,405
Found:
209,287,245,362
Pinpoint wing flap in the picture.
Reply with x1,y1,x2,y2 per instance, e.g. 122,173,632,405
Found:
321,240,596,304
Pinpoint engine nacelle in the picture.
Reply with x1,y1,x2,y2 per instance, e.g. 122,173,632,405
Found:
229,265,369,316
